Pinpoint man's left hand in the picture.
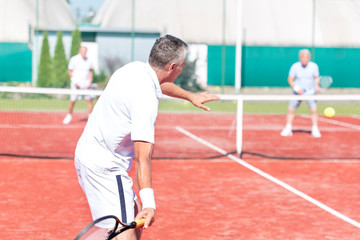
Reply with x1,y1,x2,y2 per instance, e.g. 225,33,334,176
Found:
189,92,220,111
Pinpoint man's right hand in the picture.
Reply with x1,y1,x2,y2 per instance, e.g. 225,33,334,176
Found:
296,89,304,94
293,85,304,94
135,208,155,229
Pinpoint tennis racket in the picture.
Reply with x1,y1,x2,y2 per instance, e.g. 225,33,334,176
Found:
74,215,146,240
319,76,333,90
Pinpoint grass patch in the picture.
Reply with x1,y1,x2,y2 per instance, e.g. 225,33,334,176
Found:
159,100,359,116
0,99,92,112
1,97,358,116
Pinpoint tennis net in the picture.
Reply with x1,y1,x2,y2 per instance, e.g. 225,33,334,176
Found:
0,86,359,160
0,86,102,159
233,94,360,160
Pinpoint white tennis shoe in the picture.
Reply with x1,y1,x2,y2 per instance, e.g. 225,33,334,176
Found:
311,126,321,138
280,126,293,136
63,114,72,124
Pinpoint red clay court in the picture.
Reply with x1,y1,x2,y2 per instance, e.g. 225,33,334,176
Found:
0,111,360,239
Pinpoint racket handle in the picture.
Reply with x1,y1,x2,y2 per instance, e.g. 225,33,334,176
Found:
134,218,146,228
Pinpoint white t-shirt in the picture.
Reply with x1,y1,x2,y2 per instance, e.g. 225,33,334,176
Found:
75,62,162,172
68,54,94,87
289,61,319,91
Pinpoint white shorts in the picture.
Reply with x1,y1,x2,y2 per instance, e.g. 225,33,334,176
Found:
70,82,94,101
288,90,317,110
75,157,137,226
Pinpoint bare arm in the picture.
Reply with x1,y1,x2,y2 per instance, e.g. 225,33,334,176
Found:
68,69,73,79
288,76,304,94
134,141,153,189
160,82,220,111
288,76,295,88
88,69,93,88
68,69,80,88
134,141,155,228
314,76,320,92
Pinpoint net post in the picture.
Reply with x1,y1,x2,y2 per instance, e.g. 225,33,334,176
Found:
236,96,243,154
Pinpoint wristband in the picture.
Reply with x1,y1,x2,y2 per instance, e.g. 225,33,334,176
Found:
139,188,156,210
293,85,301,92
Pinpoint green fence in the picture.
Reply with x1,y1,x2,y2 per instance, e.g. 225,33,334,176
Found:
2,42,360,88
208,45,360,88
0,43,32,83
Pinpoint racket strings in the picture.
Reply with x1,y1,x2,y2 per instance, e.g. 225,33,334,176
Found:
78,227,111,239
77,221,118,239
319,76,333,88
75,216,143,240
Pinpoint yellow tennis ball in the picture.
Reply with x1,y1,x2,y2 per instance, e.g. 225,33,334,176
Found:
324,107,335,118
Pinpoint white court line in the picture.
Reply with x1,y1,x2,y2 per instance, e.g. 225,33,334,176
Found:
301,115,360,131
319,117,360,131
0,124,83,129
175,126,360,229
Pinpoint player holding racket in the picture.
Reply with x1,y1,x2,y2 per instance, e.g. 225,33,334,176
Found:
74,35,219,240
280,49,321,138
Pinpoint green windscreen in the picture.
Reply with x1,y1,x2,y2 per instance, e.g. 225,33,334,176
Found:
207,45,360,88
0,43,32,83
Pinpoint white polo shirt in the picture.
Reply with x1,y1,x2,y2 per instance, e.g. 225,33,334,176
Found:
75,62,162,172
289,61,319,91
68,54,94,87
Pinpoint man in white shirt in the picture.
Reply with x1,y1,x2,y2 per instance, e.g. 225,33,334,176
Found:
75,35,219,240
280,49,321,138
63,46,94,124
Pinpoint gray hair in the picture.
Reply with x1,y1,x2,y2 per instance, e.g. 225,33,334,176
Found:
299,49,311,57
148,35,188,70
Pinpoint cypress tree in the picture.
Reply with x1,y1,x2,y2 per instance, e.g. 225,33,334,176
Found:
53,31,69,88
38,31,53,87
70,28,82,58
